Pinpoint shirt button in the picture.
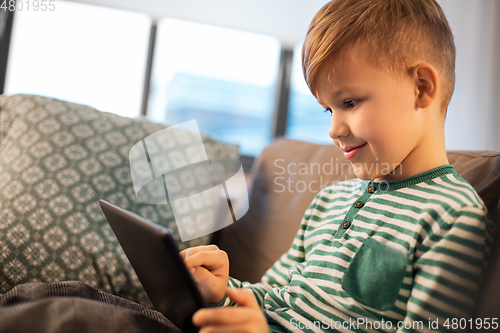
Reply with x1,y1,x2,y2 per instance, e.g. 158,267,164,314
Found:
342,221,351,229
367,186,375,193
354,201,364,208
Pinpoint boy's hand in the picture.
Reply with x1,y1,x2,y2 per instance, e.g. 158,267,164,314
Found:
180,245,229,304
192,287,269,333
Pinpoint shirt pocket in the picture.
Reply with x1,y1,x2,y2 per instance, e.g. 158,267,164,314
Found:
341,237,407,311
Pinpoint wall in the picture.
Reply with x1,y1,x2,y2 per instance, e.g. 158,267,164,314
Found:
439,0,500,151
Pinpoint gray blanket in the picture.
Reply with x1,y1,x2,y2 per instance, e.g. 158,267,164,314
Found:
0,281,183,333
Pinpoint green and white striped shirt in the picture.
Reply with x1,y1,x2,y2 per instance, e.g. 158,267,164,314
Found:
222,165,493,332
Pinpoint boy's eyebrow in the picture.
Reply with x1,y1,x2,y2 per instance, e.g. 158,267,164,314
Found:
317,85,363,105
332,85,363,95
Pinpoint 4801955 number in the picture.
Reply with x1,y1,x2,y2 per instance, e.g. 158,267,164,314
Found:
1,0,56,11
444,318,498,330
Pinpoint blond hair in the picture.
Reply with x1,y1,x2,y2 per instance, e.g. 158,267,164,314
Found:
302,0,456,111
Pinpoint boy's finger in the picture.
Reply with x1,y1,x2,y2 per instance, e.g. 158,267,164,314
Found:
189,266,216,286
184,250,227,270
226,287,260,310
198,324,250,333
193,307,257,326
180,244,220,258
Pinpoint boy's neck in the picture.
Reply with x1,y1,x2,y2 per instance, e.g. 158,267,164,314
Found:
374,122,449,182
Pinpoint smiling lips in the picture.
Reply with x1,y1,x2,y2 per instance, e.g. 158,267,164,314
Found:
342,143,367,160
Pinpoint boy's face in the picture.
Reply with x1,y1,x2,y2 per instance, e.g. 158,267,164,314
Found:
315,46,425,181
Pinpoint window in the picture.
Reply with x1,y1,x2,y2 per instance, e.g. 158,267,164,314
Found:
5,1,150,118
285,43,333,144
147,19,281,157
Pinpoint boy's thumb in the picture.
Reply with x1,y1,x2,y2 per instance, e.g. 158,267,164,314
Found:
226,287,260,310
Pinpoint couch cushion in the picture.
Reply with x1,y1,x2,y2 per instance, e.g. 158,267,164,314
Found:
0,94,238,306
447,151,500,225
216,138,500,285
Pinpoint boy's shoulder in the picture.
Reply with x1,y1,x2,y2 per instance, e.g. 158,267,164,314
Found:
410,168,486,211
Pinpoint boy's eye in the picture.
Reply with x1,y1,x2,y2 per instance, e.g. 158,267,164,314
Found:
343,100,358,109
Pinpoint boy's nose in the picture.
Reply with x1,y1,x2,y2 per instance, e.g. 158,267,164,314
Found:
328,114,350,140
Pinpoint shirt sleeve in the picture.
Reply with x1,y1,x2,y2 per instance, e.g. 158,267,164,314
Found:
397,205,493,333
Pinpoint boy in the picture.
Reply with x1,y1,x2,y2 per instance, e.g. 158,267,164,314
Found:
183,0,492,332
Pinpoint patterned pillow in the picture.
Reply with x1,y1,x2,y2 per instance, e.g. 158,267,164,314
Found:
0,94,238,306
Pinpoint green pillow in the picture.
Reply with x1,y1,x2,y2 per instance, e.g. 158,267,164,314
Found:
0,94,238,307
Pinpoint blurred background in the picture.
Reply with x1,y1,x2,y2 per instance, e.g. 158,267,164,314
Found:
1,0,499,169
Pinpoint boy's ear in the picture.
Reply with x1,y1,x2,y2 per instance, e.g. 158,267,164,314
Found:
412,63,438,109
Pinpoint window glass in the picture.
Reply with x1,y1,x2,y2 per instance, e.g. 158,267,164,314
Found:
147,19,281,157
5,1,150,118
286,43,333,144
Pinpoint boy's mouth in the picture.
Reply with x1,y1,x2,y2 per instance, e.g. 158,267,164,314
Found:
342,143,367,160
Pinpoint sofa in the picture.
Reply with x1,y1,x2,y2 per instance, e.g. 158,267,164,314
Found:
1,94,499,331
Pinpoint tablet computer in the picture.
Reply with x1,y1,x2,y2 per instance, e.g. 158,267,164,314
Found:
99,199,206,333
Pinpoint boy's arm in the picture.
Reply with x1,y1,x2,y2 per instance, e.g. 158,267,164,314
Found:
187,191,323,307
214,220,307,308
397,205,494,333
186,188,323,308
213,190,326,308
